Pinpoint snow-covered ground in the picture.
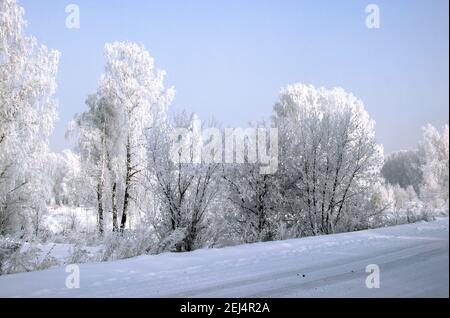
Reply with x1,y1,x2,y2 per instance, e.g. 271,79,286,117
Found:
0,218,448,298
44,206,98,235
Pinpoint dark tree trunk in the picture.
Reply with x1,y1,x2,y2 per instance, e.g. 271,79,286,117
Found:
107,151,119,232
184,224,196,252
112,181,118,232
120,136,132,232
97,182,104,234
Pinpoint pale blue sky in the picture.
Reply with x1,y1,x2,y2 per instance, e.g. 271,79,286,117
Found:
20,0,449,153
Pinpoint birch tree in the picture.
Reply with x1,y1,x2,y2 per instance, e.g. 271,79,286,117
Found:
71,42,174,234
0,0,60,234
102,42,174,232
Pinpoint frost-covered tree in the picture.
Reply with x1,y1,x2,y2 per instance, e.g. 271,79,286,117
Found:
0,0,59,235
366,181,422,226
69,94,110,233
146,113,220,252
381,150,423,194
103,42,174,232
46,150,83,207
419,124,449,209
70,42,174,233
221,122,280,243
273,84,384,235
223,162,279,243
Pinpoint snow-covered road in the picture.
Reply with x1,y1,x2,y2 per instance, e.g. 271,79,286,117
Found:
0,218,448,298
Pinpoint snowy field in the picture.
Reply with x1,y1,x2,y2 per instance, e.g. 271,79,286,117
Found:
0,218,448,298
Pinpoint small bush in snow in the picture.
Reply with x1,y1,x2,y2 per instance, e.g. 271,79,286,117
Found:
101,229,156,261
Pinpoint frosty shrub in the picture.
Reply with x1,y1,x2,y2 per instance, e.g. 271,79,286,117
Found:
101,229,157,261
275,221,301,241
155,227,187,253
201,207,245,248
0,237,21,274
68,244,92,264
0,243,58,275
